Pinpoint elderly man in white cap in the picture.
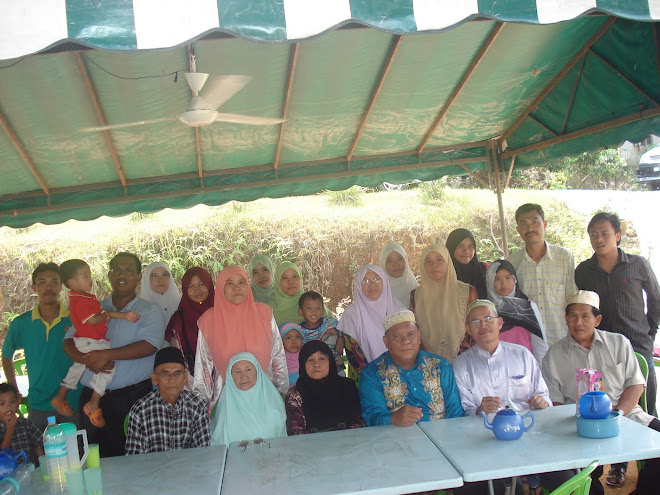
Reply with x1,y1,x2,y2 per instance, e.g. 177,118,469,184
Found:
542,290,660,495
453,300,568,495
359,310,464,427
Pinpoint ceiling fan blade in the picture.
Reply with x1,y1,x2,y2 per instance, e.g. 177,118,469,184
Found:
80,117,177,132
202,75,252,110
214,113,285,126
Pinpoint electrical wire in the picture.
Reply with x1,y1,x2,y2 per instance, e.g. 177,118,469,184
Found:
82,55,186,80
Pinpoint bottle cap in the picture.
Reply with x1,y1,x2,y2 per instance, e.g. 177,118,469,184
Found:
47,416,56,423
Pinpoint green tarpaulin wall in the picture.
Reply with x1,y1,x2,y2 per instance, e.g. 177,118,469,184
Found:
0,2,659,227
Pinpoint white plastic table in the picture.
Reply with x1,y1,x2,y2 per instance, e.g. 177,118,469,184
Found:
220,424,463,495
23,445,227,495
418,404,660,482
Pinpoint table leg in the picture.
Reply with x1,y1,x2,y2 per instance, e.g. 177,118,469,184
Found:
510,476,517,493
488,479,495,495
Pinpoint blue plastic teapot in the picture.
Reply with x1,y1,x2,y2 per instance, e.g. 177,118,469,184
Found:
481,407,535,440
0,449,27,481
578,391,612,420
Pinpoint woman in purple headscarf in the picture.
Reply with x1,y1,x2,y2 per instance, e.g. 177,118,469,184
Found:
337,265,404,381
165,267,215,390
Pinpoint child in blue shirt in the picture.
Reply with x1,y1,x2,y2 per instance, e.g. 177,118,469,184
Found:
298,291,344,374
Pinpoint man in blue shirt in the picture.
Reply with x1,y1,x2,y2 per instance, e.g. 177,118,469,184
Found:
63,252,165,457
359,310,464,426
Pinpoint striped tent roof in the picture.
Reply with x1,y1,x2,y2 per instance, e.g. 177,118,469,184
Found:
0,2,659,227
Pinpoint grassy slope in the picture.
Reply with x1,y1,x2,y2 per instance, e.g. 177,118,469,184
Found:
0,187,627,336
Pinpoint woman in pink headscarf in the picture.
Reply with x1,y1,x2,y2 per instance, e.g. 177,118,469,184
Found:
337,265,404,380
192,266,288,411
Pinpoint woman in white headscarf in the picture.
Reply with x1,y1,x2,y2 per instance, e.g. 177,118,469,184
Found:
140,262,181,324
379,242,419,308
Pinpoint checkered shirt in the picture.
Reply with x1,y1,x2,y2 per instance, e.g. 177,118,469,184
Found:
125,389,210,455
0,416,43,464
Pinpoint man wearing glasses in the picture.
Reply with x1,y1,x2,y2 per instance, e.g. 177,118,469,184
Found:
507,203,578,346
125,347,210,455
63,252,166,457
453,300,571,494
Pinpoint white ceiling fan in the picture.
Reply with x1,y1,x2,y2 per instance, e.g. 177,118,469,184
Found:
81,72,284,132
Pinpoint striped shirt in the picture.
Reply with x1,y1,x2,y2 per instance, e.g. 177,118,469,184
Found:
575,250,660,358
508,242,578,346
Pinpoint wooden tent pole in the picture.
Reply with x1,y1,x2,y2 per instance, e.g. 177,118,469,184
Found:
505,155,516,189
490,141,509,257
274,43,300,177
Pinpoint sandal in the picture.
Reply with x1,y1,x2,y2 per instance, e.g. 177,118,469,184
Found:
83,404,106,428
50,397,74,417
605,466,625,487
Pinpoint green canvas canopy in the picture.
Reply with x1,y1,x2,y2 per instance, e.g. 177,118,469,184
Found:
0,1,659,230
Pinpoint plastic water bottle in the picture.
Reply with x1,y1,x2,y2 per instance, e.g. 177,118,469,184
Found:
43,416,68,493
0,463,36,495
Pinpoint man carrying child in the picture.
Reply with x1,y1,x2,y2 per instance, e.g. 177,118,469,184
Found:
51,259,140,428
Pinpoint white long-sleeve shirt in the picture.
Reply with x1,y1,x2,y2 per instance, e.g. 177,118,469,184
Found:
452,341,551,416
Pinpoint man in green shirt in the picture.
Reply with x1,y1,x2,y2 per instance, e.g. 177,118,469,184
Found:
2,263,81,431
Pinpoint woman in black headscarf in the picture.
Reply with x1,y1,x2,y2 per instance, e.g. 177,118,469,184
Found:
446,228,488,299
285,341,365,435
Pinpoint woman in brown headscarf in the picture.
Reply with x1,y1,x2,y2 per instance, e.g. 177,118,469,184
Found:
411,244,477,363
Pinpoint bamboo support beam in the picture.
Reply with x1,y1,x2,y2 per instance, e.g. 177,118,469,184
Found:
1,154,488,218
459,163,490,189
588,48,660,106
2,142,490,201
274,43,300,176
0,111,49,196
505,155,516,189
418,22,505,154
502,106,660,159
560,55,587,135
528,114,558,136
347,35,404,163
188,46,204,187
490,141,509,257
500,17,616,142
75,52,128,194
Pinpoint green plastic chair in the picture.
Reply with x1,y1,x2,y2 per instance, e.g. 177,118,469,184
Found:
549,460,598,495
635,352,649,413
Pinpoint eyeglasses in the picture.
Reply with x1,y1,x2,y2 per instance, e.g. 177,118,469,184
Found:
361,276,382,285
110,268,137,276
468,316,497,328
157,370,185,379
238,438,270,452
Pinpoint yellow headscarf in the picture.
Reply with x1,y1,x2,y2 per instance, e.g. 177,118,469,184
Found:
414,244,470,363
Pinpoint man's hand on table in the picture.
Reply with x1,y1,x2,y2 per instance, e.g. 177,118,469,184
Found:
477,396,502,414
526,394,549,410
391,405,423,426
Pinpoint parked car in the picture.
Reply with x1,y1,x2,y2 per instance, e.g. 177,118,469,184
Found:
637,144,660,190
